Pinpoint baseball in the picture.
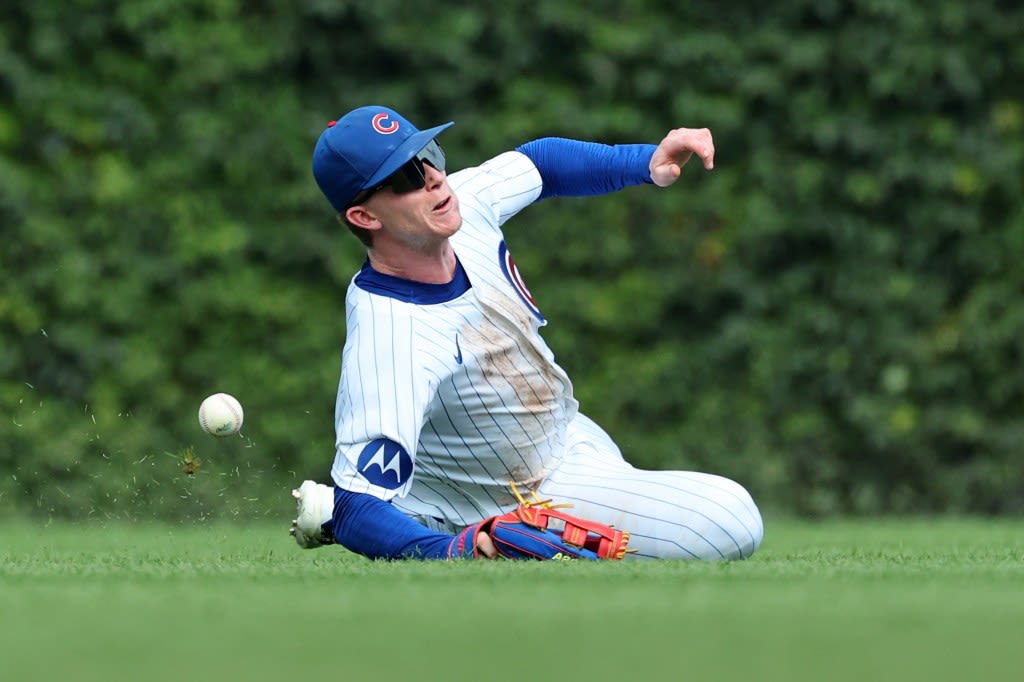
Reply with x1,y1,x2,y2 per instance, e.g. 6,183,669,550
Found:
198,393,244,437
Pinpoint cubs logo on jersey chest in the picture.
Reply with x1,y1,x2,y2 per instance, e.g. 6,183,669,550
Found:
498,240,545,323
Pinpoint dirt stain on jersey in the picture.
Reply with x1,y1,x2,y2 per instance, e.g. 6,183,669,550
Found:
460,283,569,416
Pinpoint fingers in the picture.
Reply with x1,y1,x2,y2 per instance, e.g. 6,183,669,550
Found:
671,127,713,170
701,143,715,170
650,127,715,184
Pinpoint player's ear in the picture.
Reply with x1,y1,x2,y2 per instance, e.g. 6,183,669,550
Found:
344,205,383,231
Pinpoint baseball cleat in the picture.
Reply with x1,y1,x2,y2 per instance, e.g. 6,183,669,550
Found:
289,480,336,549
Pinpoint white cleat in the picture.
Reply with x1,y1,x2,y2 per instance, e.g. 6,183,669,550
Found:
288,480,336,549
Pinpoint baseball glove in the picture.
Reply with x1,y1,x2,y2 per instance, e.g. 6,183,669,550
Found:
447,484,632,560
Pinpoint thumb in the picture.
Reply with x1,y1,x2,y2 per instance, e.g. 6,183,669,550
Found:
650,162,682,187
476,531,498,558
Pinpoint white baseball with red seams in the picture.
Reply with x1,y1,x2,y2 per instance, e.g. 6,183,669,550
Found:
198,393,244,436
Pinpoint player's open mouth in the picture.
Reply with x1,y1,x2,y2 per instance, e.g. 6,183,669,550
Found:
433,197,451,212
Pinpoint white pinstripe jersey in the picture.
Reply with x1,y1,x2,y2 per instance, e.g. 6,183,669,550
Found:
330,151,579,525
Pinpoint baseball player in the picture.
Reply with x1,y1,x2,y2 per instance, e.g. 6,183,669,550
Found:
290,105,764,561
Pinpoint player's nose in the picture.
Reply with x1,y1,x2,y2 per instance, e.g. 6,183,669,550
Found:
423,162,446,190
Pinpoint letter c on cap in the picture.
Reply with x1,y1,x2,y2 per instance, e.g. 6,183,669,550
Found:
372,113,399,135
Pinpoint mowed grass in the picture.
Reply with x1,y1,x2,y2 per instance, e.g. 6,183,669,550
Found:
2,519,1023,682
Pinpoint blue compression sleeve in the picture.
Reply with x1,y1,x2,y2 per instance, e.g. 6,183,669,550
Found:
332,488,475,560
515,138,656,200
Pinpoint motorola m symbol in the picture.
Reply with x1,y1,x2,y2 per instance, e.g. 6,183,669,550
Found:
357,438,412,490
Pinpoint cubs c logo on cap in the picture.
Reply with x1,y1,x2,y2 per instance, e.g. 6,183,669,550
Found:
372,112,399,135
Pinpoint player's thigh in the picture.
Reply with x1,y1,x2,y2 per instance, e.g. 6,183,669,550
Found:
539,454,763,560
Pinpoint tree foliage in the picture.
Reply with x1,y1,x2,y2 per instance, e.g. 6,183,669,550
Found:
2,0,1022,519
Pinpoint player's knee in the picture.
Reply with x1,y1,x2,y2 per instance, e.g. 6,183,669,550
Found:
709,476,764,560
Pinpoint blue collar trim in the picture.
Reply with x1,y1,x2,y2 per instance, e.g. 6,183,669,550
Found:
354,258,472,304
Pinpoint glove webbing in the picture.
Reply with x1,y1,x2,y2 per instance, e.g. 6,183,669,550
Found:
509,483,633,560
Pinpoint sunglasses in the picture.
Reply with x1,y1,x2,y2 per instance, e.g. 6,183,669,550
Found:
349,139,447,206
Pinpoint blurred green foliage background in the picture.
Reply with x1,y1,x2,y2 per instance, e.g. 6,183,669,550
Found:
1,0,1022,521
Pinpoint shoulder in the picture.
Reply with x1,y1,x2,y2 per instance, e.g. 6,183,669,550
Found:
452,150,540,200
450,151,541,196
450,148,537,181
449,151,543,229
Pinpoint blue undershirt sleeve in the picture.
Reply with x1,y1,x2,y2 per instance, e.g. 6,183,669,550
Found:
332,487,461,560
515,137,657,200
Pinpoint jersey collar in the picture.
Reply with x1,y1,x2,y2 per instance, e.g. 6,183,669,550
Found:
354,257,471,304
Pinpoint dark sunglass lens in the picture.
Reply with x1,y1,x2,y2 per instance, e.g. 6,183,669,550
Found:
386,160,427,194
417,140,446,171
379,140,447,195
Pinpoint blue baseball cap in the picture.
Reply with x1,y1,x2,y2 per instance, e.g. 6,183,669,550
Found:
311,106,454,212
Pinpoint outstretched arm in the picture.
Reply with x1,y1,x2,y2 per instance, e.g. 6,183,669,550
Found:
515,138,655,200
333,487,628,561
515,127,715,200
333,488,496,559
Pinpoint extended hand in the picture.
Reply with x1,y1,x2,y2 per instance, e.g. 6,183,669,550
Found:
649,127,715,186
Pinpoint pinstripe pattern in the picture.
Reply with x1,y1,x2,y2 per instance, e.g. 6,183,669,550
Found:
330,150,764,559
537,415,764,560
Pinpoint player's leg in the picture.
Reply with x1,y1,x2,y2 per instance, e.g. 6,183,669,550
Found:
537,414,764,560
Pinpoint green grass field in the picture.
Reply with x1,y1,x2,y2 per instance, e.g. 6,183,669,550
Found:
3,518,1022,682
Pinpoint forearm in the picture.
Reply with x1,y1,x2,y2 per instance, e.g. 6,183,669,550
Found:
515,137,656,200
332,488,477,560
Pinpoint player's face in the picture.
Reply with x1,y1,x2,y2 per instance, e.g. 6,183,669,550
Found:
365,162,463,248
